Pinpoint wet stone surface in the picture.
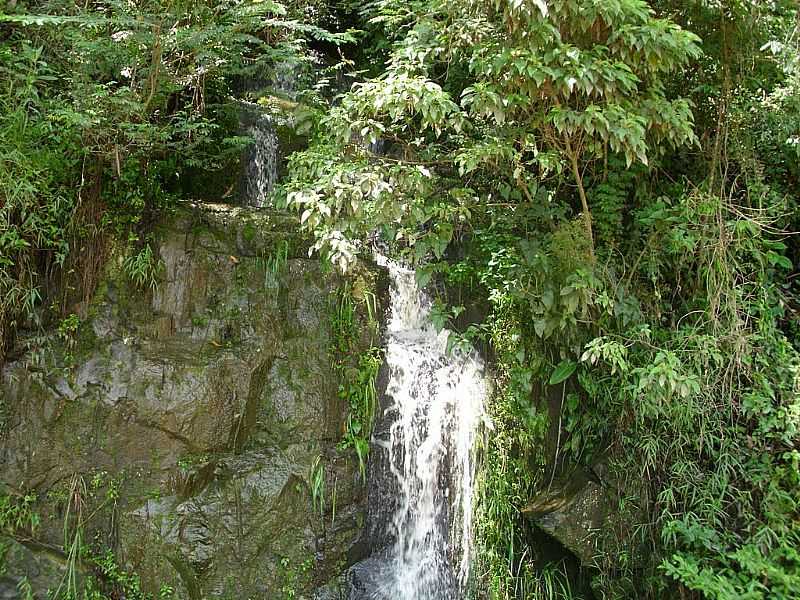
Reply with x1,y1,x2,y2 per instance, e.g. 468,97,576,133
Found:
0,203,371,599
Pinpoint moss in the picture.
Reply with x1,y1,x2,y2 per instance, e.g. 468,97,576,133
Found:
242,221,258,244
73,320,101,363
1,202,374,600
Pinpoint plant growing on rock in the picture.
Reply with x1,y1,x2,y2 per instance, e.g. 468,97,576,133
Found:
0,0,354,363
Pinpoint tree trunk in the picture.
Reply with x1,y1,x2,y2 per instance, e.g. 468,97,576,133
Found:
567,145,595,259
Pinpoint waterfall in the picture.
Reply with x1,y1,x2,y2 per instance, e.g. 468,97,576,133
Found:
240,62,299,208
350,257,487,600
242,110,280,208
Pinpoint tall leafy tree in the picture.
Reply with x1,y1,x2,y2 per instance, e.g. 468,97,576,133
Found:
286,2,800,600
287,0,700,263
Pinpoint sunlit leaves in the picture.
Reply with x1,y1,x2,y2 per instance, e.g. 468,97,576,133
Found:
461,0,700,175
286,0,700,272
338,72,464,138
285,140,462,269
454,137,518,175
581,336,629,375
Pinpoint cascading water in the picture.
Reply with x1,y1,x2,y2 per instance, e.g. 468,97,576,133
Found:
350,257,487,600
242,112,279,207
240,62,299,207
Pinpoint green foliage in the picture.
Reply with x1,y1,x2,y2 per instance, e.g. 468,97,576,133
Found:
278,555,314,599
0,42,78,359
310,454,326,515
17,577,35,600
0,493,40,599
0,473,175,600
549,360,577,386
262,239,291,280
78,495,173,599
471,180,800,596
338,347,382,479
588,156,640,247
0,0,350,362
123,241,162,291
0,492,40,535
281,2,800,598
285,0,700,266
329,283,383,480
2,0,799,599
534,562,581,600
452,163,799,597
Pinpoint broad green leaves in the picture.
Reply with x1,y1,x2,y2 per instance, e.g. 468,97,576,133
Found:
548,359,576,385
287,0,700,267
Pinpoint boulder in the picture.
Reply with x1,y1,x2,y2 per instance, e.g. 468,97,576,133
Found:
523,461,649,594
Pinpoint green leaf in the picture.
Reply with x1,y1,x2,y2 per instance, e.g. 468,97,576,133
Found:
416,266,434,288
549,359,577,385
534,319,547,338
767,252,792,270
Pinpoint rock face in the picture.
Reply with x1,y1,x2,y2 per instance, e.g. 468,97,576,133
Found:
523,469,606,566
0,204,374,599
523,462,649,597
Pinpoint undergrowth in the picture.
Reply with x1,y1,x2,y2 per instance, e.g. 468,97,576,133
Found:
0,473,176,600
455,181,800,598
329,282,383,481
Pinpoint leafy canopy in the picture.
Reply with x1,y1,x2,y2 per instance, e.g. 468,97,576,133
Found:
285,0,700,267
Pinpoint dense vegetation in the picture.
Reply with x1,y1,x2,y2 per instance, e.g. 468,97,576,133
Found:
0,0,352,363
2,1,799,599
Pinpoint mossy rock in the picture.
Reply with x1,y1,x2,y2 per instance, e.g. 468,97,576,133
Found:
0,203,373,599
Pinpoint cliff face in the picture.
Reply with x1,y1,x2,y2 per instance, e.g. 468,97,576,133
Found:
0,203,376,599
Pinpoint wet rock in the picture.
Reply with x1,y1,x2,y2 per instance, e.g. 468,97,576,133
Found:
0,537,63,599
524,473,604,565
523,463,648,573
312,577,347,600
345,557,393,600
0,203,378,598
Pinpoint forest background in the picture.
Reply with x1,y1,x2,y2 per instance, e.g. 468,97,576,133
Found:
1,1,799,598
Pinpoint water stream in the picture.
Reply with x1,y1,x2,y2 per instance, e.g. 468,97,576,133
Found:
241,109,279,207
237,61,489,598
240,62,299,207
351,257,487,599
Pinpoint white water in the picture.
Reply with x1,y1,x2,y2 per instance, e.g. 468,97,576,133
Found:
375,256,487,599
242,62,299,207
243,111,279,208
